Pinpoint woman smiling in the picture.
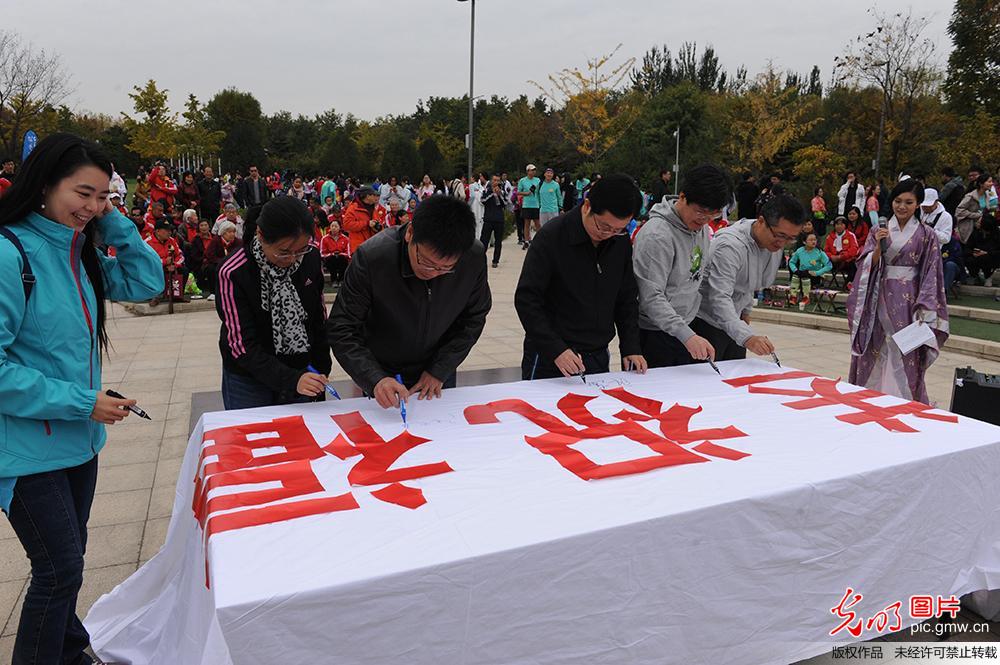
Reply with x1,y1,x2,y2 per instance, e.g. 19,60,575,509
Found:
0,133,163,664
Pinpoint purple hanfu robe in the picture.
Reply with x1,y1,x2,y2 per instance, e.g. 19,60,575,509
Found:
846,216,948,404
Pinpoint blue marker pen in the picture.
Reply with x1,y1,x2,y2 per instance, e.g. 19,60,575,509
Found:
307,364,341,400
394,373,408,429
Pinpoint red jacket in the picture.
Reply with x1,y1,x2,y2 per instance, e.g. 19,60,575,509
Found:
177,181,200,209
206,236,243,266
147,170,178,207
146,235,185,268
824,230,860,263
847,220,869,249
320,233,350,259
341,200,378,254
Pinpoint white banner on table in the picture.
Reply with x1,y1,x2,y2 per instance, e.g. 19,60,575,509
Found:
85,360,1000,665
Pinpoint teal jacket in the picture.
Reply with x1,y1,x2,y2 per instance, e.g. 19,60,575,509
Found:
788,246,833,277
0,210,164,479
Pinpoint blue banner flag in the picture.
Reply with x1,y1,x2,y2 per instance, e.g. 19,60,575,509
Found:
21,130,37,162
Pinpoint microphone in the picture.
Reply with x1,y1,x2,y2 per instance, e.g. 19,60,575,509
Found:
877,215,888,254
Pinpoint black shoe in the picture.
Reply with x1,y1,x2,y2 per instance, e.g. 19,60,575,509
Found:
492,262,499,268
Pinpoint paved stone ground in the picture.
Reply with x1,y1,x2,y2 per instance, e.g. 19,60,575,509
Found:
3,243,1000,660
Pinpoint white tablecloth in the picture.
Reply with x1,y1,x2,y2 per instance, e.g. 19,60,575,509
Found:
85,360,1000,664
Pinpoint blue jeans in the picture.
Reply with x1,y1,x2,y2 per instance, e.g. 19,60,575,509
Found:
944,260,961,293
221,368,315,410
6,456,98,665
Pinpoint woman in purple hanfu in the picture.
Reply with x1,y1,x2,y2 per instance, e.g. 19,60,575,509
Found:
846,178,948,404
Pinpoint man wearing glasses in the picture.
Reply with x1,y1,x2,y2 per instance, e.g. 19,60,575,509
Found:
515,174,648,380
695,194,806,360
327,195,492,408
633,164,732,368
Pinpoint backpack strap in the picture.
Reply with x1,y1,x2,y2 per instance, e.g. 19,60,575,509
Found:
0,227,35,303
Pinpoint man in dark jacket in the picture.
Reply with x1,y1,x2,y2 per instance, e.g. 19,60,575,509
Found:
480,173,507,268
736,173,758,220
197,165,222,220
515,174,647,380
649,169,673,204
236,165,270,208
327,195,492,409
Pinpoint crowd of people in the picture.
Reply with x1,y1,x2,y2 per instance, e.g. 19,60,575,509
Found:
0,130,993,664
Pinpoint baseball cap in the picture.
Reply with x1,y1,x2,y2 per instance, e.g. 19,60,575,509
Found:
154,220,173,231
526,164,537,171
922,188,939,207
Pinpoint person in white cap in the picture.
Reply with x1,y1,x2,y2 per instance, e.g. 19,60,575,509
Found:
919,188,952,247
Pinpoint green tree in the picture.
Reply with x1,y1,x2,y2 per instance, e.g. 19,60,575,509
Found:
381,134,422,179
177,94,225,164
944,0,1000,112
317,130,359,176
121,79,178,159
418,137,444,178
205,88,266,172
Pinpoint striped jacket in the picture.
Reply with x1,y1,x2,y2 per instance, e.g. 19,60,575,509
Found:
215,243,332,392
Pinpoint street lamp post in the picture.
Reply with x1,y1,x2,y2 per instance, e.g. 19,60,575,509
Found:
673,125,680,196
458,0,475,180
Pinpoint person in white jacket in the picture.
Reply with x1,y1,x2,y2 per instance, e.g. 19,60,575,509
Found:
468,172,486,239
918,188,953,247
837,171,866,215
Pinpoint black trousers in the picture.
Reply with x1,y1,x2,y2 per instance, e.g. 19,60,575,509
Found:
323,254,350,283
691,317,746,361
521,342,610,381
480,220,504,265
639,328,695,368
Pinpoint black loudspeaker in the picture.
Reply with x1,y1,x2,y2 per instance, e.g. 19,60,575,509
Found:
950,367,1000,426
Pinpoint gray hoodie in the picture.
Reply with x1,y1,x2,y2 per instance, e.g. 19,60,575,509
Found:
697,219,781,345
633,200,710,342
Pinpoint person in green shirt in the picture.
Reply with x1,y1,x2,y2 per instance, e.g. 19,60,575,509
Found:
575,174,591,203
538,167,562,225
517,164,541,248
788,232,833,310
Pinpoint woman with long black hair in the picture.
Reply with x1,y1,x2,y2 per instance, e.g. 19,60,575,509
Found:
0,133,163,664
216,196,332,410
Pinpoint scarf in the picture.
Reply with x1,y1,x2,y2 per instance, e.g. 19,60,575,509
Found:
251,237,310,355
834,231,845,252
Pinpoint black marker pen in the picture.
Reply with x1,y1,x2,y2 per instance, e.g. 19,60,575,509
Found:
105,389,151,420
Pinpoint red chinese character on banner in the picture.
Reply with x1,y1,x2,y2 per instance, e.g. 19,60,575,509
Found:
831,587,865,637
324,411,454,509
465,388,748,481
724,371,958,432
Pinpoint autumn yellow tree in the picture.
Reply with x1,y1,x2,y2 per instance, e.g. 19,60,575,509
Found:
724,66,820,171
531,45,640,162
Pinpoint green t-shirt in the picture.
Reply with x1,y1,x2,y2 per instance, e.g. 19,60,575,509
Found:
575,178,590,199
538,180,562,213
518,176,541,209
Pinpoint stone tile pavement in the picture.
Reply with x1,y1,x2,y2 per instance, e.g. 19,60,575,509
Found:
3,243,1000,660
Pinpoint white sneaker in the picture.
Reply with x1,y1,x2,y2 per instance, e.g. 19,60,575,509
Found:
206,294,215,301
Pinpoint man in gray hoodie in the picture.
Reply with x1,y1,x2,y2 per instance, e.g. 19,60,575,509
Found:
694,194,806,361
634,164,732,367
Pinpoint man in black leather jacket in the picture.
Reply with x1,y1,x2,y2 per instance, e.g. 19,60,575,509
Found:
327,195,492,408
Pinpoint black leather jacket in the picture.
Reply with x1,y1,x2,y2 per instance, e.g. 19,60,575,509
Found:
326,224,492,393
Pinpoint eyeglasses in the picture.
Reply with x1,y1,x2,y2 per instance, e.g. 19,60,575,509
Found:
765,224,798,243
591,214,630,237
690,205,725,222
414,244,457,274
271,246,312,260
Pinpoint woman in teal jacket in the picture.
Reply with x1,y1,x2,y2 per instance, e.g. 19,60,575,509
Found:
0,134,163,665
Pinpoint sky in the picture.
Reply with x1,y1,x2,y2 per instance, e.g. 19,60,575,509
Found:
6,0,953,121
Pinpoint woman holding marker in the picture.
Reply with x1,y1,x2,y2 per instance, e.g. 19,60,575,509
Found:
216,196,333,410
0,133,164,664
